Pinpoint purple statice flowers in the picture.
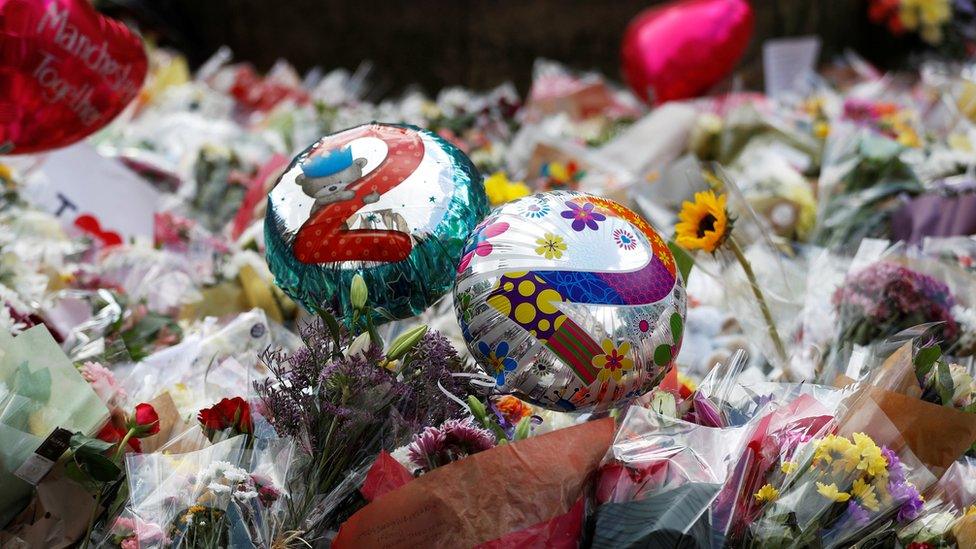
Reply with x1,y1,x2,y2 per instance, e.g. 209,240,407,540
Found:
834,261,958,346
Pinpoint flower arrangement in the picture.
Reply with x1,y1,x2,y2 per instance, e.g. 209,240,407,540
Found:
748,431,926,547
833,261,958,348
254,278,476,542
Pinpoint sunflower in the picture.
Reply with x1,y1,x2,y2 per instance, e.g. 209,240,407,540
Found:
675,191,730,253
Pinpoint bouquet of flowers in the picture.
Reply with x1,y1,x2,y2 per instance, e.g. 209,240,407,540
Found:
833,260,958,349
254,278,475,543
815,125,923,251
746,416,934,548
118,434,294,548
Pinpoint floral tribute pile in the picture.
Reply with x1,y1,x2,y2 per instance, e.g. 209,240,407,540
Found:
2,11,976,548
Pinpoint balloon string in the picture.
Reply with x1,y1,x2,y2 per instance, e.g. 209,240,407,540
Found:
437,379,471,411
437,372,499,415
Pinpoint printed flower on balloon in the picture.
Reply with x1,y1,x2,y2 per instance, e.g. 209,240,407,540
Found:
478,340,518,384
458,219,509,273
593,339,634,383
535,233,567,259
561,201,606,231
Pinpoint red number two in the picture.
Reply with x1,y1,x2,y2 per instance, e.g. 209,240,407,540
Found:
293,125,424,264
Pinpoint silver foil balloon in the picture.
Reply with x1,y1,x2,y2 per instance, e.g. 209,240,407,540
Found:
454,191,687,412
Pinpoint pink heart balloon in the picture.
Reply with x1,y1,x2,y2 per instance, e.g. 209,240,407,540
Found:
621,0,754,104
0,0,147,154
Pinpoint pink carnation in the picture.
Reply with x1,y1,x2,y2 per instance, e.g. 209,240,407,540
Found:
80,362,126,407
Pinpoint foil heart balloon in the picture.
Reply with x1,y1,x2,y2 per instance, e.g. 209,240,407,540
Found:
621,0,753,104
0,0,147,154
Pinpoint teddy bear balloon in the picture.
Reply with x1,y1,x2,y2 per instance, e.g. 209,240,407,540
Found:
265,123,489,324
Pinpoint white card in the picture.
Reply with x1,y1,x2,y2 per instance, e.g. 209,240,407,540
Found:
763,36,821,97
26,143,160,243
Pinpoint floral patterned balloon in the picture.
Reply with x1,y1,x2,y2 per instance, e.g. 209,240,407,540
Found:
454,191,686,412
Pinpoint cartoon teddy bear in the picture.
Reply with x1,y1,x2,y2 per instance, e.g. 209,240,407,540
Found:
297,147,379,215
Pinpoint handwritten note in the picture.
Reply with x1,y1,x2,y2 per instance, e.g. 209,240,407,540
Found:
26,143,160,242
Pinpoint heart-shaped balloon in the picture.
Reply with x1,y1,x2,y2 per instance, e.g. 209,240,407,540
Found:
0,0,147,154
621,0,753,104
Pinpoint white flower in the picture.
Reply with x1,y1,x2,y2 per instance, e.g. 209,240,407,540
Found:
0,305,27,335
948,364,975,408
221,467,249,483
207,482,231,494
233,490,258,502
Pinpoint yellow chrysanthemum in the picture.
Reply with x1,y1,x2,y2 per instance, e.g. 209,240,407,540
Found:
852,478,881,512
781,461,798,475
675,191,729,253
852,432,887,477
817,482,851,503
484,171,531,206
754,484,780,503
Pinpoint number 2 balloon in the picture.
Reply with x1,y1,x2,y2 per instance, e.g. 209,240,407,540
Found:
266,123,488,323
454,191,687,412
0,0,147,154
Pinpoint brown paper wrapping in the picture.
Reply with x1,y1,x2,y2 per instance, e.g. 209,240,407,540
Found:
333,417,615,549
837,344,976,475
0,469,95,548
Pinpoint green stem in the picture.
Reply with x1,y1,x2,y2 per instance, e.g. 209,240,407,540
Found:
727,237,792,380
81,428,134,549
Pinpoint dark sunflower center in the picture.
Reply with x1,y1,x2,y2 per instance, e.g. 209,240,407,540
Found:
697,213,717,237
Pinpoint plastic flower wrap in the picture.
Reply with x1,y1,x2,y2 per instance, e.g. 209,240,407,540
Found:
862,457,976,548
591,406,753,547
121,434,295,548
747,396,938,548
815,124,923,250
121,308,298,415
0,327,109,525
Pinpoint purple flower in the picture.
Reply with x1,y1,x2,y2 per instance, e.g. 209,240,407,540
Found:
408,418,496,472
889,479,924,522
844,500,872,529
834,261,958,344
560,201,605,231
882,447,904,484
690,393,725,427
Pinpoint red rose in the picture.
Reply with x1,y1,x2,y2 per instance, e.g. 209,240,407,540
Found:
128,403,160,437
97,422,141,452
197,397,252,435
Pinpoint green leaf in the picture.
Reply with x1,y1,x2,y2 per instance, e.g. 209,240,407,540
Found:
667,241,694,282
80,452,121,482
937,361,955,407
313,306,344,349
913,345,942,379
70,432,114,453
513,417,532,440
